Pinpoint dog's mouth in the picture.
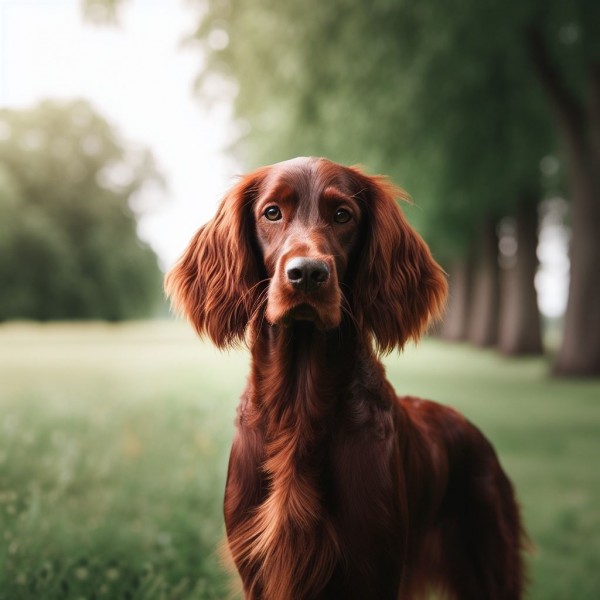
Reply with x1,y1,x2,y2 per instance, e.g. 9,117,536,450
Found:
281,303,320,325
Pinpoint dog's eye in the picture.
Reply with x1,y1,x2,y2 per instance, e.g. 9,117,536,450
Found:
264,206,282,221
334,208,352,224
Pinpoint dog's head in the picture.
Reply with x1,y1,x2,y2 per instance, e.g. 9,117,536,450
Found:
165,157,447,353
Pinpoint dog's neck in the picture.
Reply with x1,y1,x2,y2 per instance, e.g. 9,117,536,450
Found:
252,321,349,401
247,320,380,435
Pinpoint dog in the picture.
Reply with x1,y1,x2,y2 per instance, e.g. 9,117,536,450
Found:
166,157,525,599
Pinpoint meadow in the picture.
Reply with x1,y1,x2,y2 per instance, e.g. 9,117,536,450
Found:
0,321,598,599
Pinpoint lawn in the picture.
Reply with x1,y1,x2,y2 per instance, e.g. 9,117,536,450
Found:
0,321,598,599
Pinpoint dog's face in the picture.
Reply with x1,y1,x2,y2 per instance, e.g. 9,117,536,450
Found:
165,157,447,353
252,157,365,330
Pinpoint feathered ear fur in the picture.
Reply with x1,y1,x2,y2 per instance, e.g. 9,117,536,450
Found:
350,169,447,353
164,170,267,348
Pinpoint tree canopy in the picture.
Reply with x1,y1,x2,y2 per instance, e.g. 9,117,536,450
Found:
0,100,163,321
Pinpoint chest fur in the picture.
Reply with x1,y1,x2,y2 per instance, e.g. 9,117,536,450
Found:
224,390,401,600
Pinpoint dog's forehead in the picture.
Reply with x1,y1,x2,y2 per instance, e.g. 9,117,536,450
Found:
264,157,357,198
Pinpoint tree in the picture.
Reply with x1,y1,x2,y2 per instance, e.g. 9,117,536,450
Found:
526,2,600,375
0,100,163,321
498,194,544,355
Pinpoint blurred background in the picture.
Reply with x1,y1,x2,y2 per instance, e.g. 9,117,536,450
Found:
0,0,598,598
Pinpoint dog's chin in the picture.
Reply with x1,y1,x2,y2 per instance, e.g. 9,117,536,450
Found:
267,303,340,330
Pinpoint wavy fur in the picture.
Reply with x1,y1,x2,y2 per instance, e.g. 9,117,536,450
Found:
166,157,525,600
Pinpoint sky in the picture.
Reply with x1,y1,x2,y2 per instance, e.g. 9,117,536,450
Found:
0,0,237,269
0,0,568,317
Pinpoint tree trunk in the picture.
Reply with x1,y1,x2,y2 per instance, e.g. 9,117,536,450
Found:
498,194,544,356
467,220,500,347
440,256,474,341
553,155,600,375
527,27,600,375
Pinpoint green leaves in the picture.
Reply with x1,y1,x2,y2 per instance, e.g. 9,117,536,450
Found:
0,100,163,321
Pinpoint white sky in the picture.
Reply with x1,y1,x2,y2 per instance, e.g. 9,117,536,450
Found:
0,0,237,269
0,0,568,317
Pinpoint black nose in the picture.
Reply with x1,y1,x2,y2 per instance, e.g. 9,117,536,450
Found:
286,257,330,292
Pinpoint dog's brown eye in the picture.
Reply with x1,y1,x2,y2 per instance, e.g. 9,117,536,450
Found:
264,206,282,221
334,208,352,224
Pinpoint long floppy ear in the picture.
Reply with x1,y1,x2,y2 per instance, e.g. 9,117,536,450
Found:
164,169,267,348
350,169,447,353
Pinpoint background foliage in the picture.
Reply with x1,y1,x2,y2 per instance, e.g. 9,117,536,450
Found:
0,100,163,321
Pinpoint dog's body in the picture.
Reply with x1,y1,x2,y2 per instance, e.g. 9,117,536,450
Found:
167,157,525,599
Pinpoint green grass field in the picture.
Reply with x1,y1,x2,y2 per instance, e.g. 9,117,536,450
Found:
0,322,598,599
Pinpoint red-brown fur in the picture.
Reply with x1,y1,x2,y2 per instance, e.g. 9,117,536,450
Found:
166,157,525,599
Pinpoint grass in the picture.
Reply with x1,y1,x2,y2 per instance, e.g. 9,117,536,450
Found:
0,321,598,599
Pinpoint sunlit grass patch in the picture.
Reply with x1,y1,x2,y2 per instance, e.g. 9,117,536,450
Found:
385,340,600,600
0,322,599,599
0,321,245,599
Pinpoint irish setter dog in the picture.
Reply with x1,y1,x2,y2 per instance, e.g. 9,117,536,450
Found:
166,157,525,600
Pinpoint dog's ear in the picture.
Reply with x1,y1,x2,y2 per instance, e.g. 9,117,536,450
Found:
350,169,447,353
165,169,267,348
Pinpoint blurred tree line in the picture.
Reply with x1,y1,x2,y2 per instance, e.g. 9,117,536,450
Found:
94,0,599,376
0,100,163,321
